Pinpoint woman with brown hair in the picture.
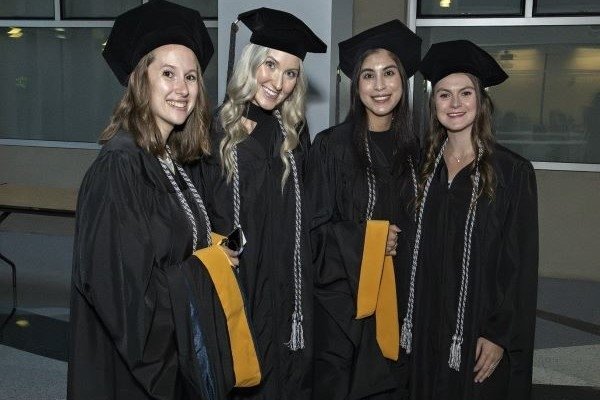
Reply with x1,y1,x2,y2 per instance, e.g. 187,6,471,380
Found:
306,20,421,399
404,40,538,400
68,2,259,399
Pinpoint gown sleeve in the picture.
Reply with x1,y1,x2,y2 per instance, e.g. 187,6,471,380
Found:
72,150,233,400
480,161,538,399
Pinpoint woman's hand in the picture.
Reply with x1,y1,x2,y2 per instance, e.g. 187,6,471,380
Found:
385,224,401,256
473,337,504,383
220,245,239,267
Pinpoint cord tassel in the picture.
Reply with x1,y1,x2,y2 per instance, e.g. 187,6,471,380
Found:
448,334,463,371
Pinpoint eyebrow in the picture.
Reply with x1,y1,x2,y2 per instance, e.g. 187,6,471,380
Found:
265,56,299,72
360,65,399,73
435,85,475,93
160,63,198,74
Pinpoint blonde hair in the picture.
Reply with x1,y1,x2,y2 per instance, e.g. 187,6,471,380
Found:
218,43,307,188
100,50,211,162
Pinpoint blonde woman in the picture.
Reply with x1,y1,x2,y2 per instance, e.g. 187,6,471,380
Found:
196,7,326,400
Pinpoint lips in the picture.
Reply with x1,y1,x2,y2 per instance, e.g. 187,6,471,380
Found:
371,94,391,103
447,112,466,117
261,85,280,100
167,100,187,110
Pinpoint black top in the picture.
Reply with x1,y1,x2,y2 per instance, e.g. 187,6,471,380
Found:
68,131,234,400
194,102,313,400
369,129,396,165
409,144,538,400
305,121,417,399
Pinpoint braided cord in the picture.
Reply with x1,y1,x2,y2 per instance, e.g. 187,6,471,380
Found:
448,141,482,371
273,110,305,351
400,139,448,354
231,145,241,229
408,156,418,221
364,136,377,221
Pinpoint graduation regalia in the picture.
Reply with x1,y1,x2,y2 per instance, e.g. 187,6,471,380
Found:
408,145,538,400
306,122,418,399
194,8,326,399
406,40,538,400
68,2,261,399
68,131,236,399
198,103,313,400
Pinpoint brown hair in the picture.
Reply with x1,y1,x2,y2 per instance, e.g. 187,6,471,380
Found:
420,73,496,201
100,50,211,163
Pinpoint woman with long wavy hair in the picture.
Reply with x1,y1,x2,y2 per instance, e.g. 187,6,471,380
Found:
305,20,421,399
68,2,261,399
196,7,326,400
403,40,538,400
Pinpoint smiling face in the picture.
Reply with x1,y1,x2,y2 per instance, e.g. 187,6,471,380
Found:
433,73,478,136
358,49,403,131
252,49,301,111
147,44,199,141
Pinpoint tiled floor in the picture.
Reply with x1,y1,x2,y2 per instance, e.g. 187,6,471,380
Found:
1,229,599,399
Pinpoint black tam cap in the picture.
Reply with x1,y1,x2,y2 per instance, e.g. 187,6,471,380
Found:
420,40,508,87
237,7,327,60
103,0,214,86
338,20,422,78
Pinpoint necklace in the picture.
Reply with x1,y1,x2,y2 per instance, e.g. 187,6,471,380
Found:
446,148,475,164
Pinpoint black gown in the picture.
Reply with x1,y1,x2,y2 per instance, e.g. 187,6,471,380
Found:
409,144,538,400
68,131,235,400
305,121,417,400
197,102,313,400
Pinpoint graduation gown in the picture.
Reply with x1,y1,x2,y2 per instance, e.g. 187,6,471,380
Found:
68,131,235,400
197,102,313,400
409,144,538,400
305,121,416,400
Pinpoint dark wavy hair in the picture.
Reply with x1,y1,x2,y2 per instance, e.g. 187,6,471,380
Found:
346,48,418,171
100,50,211,163
420,73,496,201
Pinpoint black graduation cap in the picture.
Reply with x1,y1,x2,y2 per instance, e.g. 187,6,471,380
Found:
238,7,327,60
103,0,214,86
225,7,327,86
338,20,422,78
419,40,508,87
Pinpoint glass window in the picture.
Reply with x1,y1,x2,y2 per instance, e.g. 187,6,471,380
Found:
61,0,142,19
0,1,55,19
418,0,523,18
170,0,217,18
416,26,600,164
534,0,600,16
0,27,219,143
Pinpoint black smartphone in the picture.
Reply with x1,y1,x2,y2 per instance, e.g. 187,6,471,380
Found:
222,226,246,253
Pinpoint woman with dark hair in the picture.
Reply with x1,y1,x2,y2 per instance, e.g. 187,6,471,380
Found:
68,2,260,399
305,20,421,399
196,7,326,400
404,40,538,400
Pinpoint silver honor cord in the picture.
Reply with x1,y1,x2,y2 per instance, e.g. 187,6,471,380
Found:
231,144,242,229
364,136,377,221
273,110,305,351
158,147,213,250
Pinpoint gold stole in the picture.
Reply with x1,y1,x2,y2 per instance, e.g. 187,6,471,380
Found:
194,233,261,387
355,220,399,361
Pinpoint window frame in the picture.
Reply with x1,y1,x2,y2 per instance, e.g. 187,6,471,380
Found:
0,0,217,150
408,0,600,172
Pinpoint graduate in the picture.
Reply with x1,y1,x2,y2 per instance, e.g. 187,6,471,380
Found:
195,7,326,400
305,20,421,399
403,40,539,399
68,1,260,399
